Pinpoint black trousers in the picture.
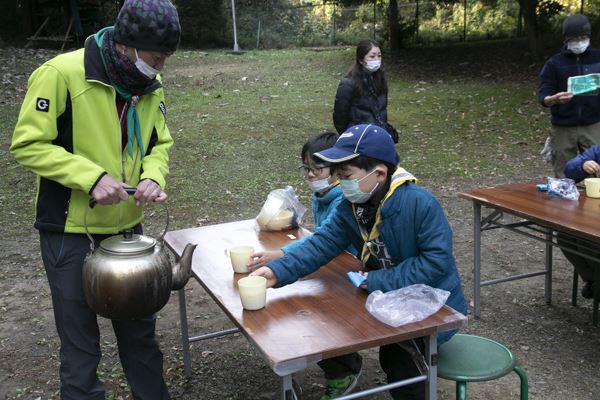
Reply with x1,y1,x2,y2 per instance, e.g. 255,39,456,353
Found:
380,338,426,400
318,352,363,379
318,338,425,399
40,230,170,400
557,232,599,282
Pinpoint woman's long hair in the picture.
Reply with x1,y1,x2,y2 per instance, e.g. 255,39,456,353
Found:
347,39,388,97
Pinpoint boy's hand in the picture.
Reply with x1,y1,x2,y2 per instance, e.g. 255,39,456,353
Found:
359,271,368,290
250,267,277,288
247,250,284,272
583,160,600,177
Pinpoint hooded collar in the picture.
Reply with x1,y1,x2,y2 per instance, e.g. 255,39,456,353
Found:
314,184,342,205
83,34,162,95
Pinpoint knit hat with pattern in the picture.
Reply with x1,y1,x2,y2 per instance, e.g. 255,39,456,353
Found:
114,0,181,53
563,14,591,41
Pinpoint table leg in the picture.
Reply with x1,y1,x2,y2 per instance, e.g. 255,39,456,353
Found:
545,228,553,304
425,334,438,400
593,264,599,326
280,374,297,400
178,288,192,377
473,202,482,318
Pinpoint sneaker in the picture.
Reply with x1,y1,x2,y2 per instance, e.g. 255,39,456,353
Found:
319,371,361,400
582,281,595,299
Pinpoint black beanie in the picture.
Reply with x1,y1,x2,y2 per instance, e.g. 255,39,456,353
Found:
114,0,181,53
563,14,591,41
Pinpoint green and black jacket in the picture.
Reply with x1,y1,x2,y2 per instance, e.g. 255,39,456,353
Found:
11,37,173,234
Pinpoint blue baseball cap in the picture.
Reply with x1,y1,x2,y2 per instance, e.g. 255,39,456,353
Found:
314,124,398,165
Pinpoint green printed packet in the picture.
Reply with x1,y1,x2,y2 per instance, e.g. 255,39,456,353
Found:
567,73,600,96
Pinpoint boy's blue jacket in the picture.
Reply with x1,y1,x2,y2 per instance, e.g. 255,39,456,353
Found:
538,46,600,127
268,180,467,344
564,143,600,182
284,185,356,255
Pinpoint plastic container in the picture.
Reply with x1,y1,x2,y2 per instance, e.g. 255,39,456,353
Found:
238,276,267,310
584,178,600,198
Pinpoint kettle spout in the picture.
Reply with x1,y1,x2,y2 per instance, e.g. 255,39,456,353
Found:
171,243,197,291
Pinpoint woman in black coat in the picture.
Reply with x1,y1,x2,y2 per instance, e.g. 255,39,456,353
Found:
333,39,397,142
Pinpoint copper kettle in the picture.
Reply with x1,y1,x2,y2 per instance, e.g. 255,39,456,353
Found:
82,192,197,319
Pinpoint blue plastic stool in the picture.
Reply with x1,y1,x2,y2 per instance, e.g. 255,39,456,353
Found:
437,334,528,400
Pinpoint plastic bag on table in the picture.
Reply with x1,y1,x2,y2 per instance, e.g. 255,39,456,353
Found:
256,186,307,231
365,284,450,327
547,177,580,201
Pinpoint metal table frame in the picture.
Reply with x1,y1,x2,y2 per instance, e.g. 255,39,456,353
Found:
176,287,443,400
472,203,600,325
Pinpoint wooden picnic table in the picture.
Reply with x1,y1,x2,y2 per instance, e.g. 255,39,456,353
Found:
458,181,600,325
165,219,467,399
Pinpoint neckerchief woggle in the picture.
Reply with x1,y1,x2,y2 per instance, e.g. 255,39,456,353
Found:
94,27,145,160
352,167,418,266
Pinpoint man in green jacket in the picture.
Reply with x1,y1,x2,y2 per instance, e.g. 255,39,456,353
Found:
10,1,180,398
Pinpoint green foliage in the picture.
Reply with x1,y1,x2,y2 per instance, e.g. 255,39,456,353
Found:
418,0,519,44
232,1,305,49
339,3,387,45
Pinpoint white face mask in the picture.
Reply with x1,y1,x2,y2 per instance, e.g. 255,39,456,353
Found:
339,169,379,203
364,59,381,73
135,49,160,79
307,177,333,193
567,38,590,55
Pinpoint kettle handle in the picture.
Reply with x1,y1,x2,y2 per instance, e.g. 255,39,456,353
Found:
88,187,137,209
83,187,169,252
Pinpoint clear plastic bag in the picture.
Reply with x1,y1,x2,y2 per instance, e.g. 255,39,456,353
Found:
547,177,580,201
256,186,307,231
365,284,450,327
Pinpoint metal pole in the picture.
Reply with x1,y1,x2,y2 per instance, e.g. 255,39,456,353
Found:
231,0,240,52
178,289,192,377
545,228,553,304
256,18,261,49
331,2,336,46
373,0,376,40
463,0,467,41
415,0,419,43
473,202,482,318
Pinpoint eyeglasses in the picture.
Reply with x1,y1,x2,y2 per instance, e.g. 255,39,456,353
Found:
298,164,328,176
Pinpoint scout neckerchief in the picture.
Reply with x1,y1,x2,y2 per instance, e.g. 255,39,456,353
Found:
94,26,157,159
352,167,418,266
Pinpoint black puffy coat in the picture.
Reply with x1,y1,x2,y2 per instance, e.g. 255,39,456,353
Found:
332,71,388,134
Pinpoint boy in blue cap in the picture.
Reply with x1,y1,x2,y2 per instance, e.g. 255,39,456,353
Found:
250,124,467,400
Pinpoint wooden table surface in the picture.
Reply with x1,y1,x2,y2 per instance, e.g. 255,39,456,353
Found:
164,219,466,376
458,182,600,242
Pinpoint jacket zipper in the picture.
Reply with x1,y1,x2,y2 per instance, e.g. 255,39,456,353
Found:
577,55,582,124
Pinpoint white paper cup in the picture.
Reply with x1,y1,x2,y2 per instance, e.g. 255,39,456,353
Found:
225,246,254,273
238,276,267,310
585,178,600,198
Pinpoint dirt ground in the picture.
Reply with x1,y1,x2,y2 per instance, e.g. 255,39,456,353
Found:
2,44,600,400
3,174,600,400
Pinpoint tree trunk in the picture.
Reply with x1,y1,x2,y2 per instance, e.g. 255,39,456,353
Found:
388,0,400,50
518,0,541,58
